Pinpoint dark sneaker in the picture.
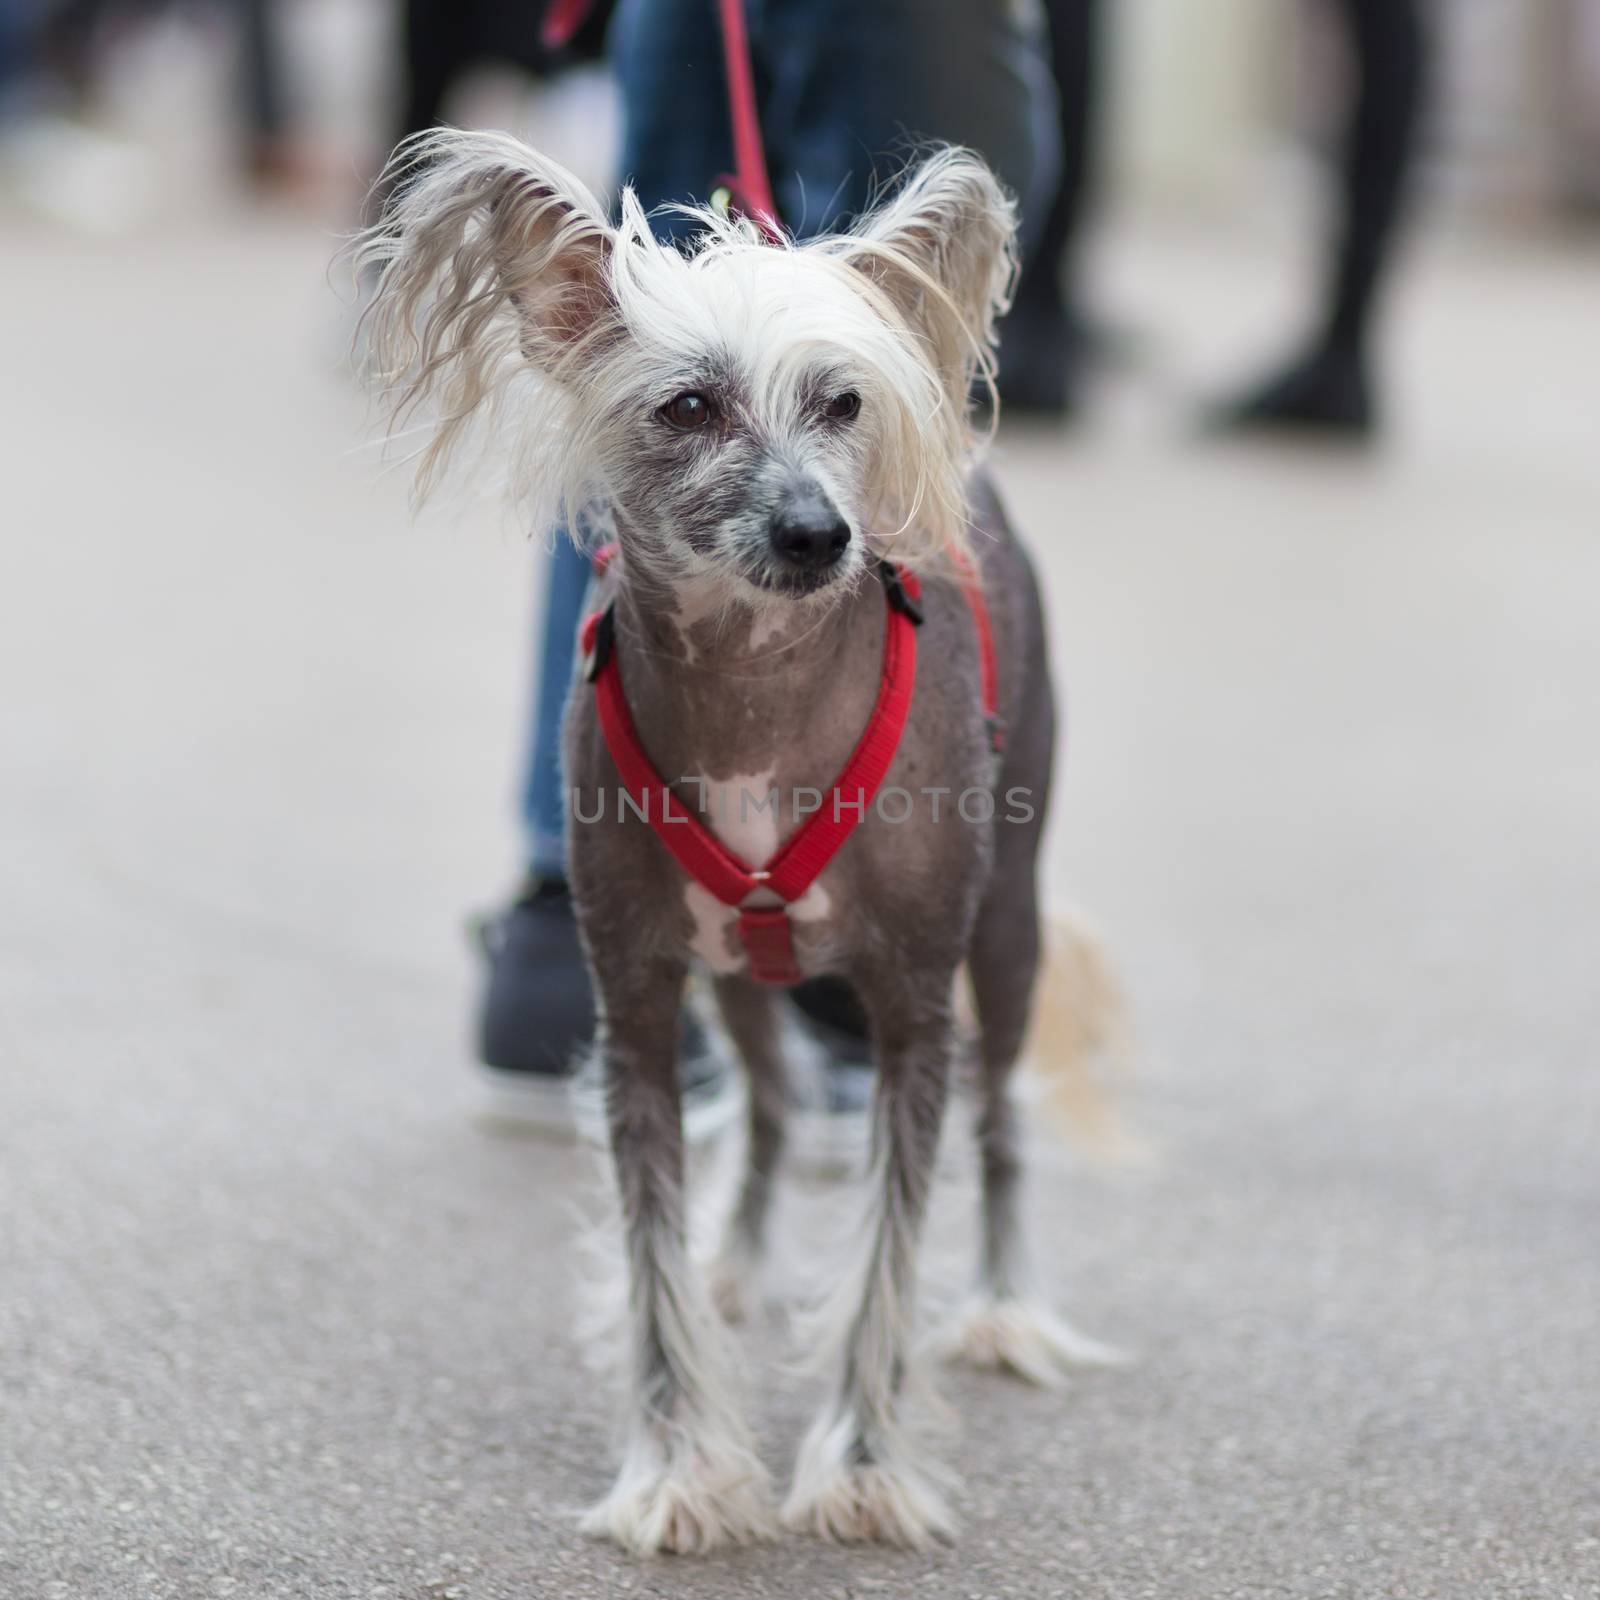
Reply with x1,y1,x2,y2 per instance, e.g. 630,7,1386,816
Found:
473,876,740,1144
1208,344,1376,441
476,876,596,1077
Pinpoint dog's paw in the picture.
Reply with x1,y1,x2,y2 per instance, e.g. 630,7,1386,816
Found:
581,1435,776,1555
933,1294,1127,1387
783,1419,954,1549
783,1458,954,1548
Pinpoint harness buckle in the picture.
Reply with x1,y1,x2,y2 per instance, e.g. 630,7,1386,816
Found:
737,905,802,986
583,604,616,683
875,561,924,626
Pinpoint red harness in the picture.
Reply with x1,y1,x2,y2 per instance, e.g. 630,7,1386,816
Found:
580,556,1000,985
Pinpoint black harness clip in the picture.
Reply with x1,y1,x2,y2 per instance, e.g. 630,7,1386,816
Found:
875,560,924,626
584,603,617,682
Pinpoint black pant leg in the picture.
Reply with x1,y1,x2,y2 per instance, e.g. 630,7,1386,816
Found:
1322,0,1430,354
1013,0,1104,319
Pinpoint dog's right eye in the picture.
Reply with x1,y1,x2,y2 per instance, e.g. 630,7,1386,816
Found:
661,392,715,431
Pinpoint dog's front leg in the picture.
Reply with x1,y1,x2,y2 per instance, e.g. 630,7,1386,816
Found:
579,954,775,1555
782,970,958,1548
704,977,789,1323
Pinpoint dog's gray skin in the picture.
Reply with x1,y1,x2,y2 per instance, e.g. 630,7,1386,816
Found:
565,471,1056,1547
356,131,1115,1555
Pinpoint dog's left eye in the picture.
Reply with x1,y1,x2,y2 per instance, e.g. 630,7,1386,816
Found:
822,391,861,422
661,392,715,430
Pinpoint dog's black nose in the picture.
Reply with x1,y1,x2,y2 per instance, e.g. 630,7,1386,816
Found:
769,503,851,571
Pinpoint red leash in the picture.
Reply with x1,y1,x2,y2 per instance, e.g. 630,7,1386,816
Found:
538,0,594,50
542,0,781,238
710,0,781,235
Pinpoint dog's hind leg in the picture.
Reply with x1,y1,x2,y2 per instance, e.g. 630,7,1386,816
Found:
578,956,775,1555
941,859,1123,1385
967,873,1040,1306
704,977,788,1322
782,967,958,1548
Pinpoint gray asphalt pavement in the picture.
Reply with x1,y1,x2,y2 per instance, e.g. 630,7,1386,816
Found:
2,209,1598,1599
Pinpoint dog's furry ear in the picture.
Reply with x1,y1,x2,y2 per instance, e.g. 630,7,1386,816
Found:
354,129,617,502
842,148,1018,415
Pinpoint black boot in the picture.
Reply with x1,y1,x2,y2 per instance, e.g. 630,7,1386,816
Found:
1208,343,1375,441
476,876,597,1076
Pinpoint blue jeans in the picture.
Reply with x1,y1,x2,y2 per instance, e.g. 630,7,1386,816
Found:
521,0,1059,874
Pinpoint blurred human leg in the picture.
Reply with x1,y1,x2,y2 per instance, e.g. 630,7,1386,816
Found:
482,0,1056,1140
1323,0,1430,359
395,0,475,141
475,0,738,1127
519,535,596,878
1216,0,1430,438
479,516,741,1141
754,0,1057,248
237,0,309,191
999,0,1106,416
611,0,733,227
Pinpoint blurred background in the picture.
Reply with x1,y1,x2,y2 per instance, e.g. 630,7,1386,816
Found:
3,3,1598,1598
6,0,1600,220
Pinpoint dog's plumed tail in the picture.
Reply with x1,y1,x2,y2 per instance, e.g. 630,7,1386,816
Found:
1022,914,1141,1160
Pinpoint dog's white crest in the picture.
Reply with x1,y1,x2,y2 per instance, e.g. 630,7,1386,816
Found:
354,132,1017,597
